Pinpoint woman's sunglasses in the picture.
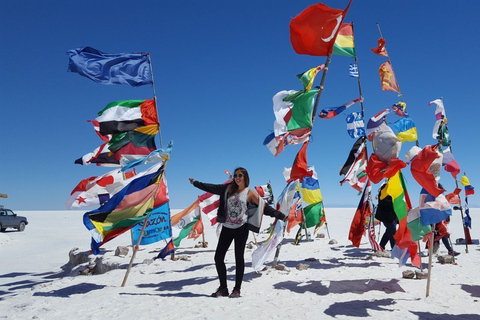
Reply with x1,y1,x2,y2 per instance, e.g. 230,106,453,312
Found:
234,174,243,178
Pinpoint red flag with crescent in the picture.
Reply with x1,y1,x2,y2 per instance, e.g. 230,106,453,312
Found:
290,0,353,56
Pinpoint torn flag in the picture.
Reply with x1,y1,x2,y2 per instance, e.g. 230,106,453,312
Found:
319,97,362,119
371,37,387,56
297,64,325,91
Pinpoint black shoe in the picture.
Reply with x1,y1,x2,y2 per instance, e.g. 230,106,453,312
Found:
211,286,229,297
229,287,241,298
448,250,460,256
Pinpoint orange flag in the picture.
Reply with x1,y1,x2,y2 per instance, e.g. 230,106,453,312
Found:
371,37,387,56
379,61,400,93
187,219,204,240
290,1,352,56
286,198,303,233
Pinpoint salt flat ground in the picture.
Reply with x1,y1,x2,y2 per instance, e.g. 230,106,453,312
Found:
0,209,479,320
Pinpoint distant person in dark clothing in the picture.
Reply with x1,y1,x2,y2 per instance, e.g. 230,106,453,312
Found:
375,184,398,251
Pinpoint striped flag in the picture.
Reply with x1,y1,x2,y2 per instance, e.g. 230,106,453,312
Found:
198,192,220,225
349,63,359,78
367,216,381,251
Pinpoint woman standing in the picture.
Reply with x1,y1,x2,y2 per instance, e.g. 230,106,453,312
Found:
189,167,286,298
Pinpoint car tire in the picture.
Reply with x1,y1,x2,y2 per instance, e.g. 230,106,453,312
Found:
18,222,26,232
0,225,5,232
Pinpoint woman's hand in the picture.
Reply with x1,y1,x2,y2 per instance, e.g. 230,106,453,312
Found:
189,178,195,184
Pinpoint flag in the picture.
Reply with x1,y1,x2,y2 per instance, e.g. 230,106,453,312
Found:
67,46,152,87
120,142,173,170
379,61,400,93
75,141,119,166
107,124,158,160
465,185,475,196
319,97,362,119
276,180,299,216
410,145,445,198
406,207,432,242
366,215,381,251
272,90,317,137
419,188,452,226
255,183,274,205
349,63,359,78
131,202,172,245
300,169,323,204
392,102,408,117
429,99,447,140
83,164,164,254
171,202,201,247
346,112,365,139
441,147,460,178
66,167,137,209
297,65,325,91
392,117,417,142
156,240,175,259
349,181,372,247
95,99,158,135
290,1,353,56
263,128,311,157
461,175,471,186
366,109,390,140
303,202,324,228
286,195,303,233
464,196,472,229
371,37,387,56
198,191,221,226
333,22,355,57
340,136,368,192
285,141,313,183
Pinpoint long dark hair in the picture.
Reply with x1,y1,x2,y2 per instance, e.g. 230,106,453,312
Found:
228,167,250,198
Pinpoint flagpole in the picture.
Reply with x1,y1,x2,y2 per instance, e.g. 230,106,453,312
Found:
121,162,167,287
426,232,434,297
376,23,404,102
311,53,333,124
198,197,208,248
147,53,163,148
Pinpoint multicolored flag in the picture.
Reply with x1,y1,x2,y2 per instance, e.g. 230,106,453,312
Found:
171,201,202,247
379,61,400,93
349,181,372,247
120,142,173,170
95,99,158,135
290,1,353,56
300,175,323,204
255,183,274,205
67,47,152,87
286,194,303,233
371,37,387,56
83,164,164,254
319,97,362,119
263,128,311,157
272,90,317,137
66,167,137,209
462,175,475,196
332,22,355,57
406,207,432,242
419,188,452,226
346,112,365,139
303,201,324,228
441,147,460,178
340,136,368,192
156,240,175,259
392,117,417,142
366,109,390,140
297,65,325,91
429,99,448,141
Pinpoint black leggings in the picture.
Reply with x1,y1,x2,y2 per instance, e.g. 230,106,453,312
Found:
215,224,249,290
380,221,397,250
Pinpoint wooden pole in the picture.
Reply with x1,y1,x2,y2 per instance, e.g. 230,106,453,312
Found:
121,162,167,286
418,241,423,272
311,54,332,124
454,179,469,253
198,202,207,248
426,232,434,297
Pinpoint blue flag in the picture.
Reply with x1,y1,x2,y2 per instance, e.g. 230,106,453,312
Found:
346,112,365,138
349,63,359,78
67,47,152,87
131,202,172,245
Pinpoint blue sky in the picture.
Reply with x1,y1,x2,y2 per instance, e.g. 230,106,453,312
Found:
1,0,478,210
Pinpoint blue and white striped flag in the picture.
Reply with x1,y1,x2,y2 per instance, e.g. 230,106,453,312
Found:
349,63,359,78
346,112,366,139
